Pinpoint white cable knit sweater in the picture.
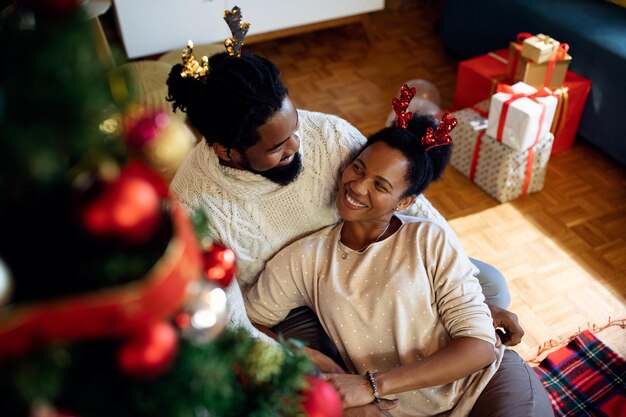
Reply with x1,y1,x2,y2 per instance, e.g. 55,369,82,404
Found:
170,110,452,341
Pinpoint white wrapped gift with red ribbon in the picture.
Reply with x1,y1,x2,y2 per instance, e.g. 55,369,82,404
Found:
486,82,557,151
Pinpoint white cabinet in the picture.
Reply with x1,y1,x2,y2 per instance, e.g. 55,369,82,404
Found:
113,0,384,59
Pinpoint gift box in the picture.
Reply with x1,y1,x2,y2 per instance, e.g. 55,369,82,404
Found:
549,71,591,154
451,103,554,203
452,48,510,111
486,82,557,151
506,33,532,80
522,33,560,64
509,40,571,89
454,49,590,155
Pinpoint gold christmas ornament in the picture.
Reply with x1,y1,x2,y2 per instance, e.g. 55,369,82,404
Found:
223,6,250,57
143,116,196,181
180,40,210,80
244,340,285,383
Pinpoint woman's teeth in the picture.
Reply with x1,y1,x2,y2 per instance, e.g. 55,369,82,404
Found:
346,193,367,208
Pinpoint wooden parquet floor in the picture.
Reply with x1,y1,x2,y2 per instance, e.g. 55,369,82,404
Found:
247,1,626,359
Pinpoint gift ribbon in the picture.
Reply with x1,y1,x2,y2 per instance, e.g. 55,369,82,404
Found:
521,147,535,195
468,105,488,182
544,43,569,87
495,84,530,143
467,104,537,196
495,84,551,149
486,52,510,95
0,202,202,361
508,32,533,79
551,87,570,137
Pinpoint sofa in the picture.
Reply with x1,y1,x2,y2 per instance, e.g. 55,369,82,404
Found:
438,0,626,166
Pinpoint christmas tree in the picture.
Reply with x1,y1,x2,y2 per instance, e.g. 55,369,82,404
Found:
0,3,341,416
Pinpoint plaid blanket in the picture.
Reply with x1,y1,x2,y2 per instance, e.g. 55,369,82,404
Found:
534,330,626,416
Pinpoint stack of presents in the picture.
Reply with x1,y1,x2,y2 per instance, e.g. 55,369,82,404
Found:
450,33,591,203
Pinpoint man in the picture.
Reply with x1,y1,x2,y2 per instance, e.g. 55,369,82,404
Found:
167,47,522,416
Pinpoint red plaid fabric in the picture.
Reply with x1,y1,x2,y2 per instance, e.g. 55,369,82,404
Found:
534,330,626,416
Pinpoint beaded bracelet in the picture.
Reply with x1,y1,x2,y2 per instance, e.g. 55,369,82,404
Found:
365,370,381,404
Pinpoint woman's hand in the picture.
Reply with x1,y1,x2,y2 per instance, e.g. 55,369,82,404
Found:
487,304,525,346
324,372,377,408
303,347,345,374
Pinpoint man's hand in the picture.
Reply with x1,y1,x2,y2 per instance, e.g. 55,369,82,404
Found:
344,401,399,417
487,304,524,346
303,347,345,374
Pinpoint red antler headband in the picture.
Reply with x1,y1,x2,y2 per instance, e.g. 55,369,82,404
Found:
421,112,457,151
391,85,457,150
392,84,416,129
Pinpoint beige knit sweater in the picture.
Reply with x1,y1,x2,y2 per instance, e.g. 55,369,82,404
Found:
170,110,458,341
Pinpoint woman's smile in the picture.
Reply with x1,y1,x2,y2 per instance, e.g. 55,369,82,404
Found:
343,188,368,209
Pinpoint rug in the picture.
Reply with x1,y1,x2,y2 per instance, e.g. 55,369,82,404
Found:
533,330,626,417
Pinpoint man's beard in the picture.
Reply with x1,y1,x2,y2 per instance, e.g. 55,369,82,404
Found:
242,152,303,186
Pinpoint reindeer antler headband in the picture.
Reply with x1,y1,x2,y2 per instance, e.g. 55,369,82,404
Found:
391,84,457,150
180,6,251,80
392,84,416,129
421,113,457,150
180,40,210,80
223,6,250,57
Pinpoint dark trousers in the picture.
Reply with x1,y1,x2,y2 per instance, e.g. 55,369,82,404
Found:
470,349,554,417
271,305,347,369
273,309,553,416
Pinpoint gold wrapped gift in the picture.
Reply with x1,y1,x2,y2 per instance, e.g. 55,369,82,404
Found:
522,34,560,64
513,52,571,89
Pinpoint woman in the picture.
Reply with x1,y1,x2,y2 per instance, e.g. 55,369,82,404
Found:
245,88,553,417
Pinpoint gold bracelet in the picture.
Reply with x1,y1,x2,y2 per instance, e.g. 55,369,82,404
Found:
365,370,381,404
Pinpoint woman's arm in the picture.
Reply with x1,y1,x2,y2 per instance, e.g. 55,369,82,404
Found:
252,323,345,374
325,336,495,408
328,224,498,408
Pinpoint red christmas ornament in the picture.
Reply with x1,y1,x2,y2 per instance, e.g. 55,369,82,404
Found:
301,375,343,417
124,111,171,150
81,162,162,244
117,321,178,379
201,243,237,288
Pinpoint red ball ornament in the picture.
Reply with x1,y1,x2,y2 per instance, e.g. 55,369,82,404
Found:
301,375,343,417
81,162,162,244
117,321,178,379
201,243,237,288
125,111,170,150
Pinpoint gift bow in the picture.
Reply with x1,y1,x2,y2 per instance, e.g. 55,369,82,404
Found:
531,34,559,48
496,84,555,99
516,32,534,44
494,83,554,147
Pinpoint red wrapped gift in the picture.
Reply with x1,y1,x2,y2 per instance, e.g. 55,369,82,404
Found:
452,48,510,111
549,70,591,154
506,32,533,80
454,49,591,155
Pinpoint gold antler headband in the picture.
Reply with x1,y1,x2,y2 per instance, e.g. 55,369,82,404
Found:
223,6,250,57
180,40,210,80
179,6,250,80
